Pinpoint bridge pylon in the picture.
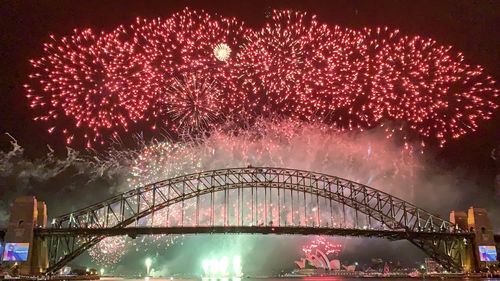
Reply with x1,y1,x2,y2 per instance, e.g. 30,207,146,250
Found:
4,196,48,275
449,210,475,272
467,207,498,271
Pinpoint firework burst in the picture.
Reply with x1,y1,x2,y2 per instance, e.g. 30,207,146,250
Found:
165,75,225,130
364,31,499,146
238,10,349,121
130,9,249,128
26,27,155,146
213,43,232,61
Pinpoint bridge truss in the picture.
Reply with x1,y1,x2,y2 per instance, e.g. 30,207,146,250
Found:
39,167,471,274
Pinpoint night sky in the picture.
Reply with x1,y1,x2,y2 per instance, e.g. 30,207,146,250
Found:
0,0,499,274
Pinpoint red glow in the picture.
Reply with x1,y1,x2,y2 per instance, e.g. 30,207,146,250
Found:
303,236,342,256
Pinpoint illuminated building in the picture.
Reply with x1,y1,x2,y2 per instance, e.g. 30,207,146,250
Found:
295,237,348,272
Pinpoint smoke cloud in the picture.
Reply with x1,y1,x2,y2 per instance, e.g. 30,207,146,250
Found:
0,120,498,275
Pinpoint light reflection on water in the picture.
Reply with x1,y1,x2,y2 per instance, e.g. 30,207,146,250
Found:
94,278,500,281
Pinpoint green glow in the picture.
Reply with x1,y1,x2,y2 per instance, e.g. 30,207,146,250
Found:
202,255,242,278
202,259,210,276
145,257,152,276
232,256,242,276
220,256,229,276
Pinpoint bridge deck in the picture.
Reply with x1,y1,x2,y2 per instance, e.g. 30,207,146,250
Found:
35,226,473,240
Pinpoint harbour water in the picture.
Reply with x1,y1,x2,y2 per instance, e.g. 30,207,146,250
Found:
90,276,500,281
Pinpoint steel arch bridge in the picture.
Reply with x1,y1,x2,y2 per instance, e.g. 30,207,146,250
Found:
38,167,473,274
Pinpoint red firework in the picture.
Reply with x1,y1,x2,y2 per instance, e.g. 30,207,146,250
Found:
131,9,250,129
165,74,224,130
25,27,155,146
238,10,363,122
25,8,499,147
303,236,342,257
366,31,498,146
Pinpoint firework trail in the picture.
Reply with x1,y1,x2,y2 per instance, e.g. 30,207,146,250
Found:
302,236,342,257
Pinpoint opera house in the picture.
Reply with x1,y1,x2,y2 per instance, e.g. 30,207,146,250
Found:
294,248,356,273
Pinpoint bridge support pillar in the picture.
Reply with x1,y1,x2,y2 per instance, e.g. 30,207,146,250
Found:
453,207,499,272
458,237,476,273
467,207,499,272
450,210,475,272
4,196,48,276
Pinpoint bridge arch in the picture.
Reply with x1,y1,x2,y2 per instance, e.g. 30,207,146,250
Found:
43,167,469,274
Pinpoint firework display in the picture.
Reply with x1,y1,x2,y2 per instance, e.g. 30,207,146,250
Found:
88,234,181,265
19,5,500,269
302,236,342,256
122,119,418,190
25,27,156,147
26,8,498,147
88,236,127,265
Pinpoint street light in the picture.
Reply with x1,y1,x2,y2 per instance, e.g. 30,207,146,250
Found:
145,257,152,276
